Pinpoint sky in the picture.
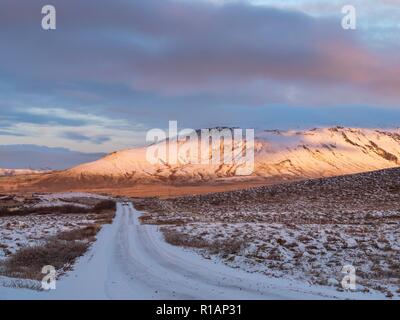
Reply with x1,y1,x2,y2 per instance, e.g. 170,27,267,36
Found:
0,0,399,152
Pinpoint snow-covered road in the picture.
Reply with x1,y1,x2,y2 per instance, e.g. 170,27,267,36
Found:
0,203,381,300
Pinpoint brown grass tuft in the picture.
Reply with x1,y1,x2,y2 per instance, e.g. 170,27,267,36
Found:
57,224,102,242
0,222,106,281
163,228,244,255
1,240,88,280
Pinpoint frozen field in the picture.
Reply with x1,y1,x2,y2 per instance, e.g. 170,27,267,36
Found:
0,214,97,259
0,203,384,300
0,192,116,284
1,178,398,299
138,168,400,298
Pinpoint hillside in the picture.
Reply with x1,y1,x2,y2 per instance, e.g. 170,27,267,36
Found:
1,126,400,195
42,127,400,182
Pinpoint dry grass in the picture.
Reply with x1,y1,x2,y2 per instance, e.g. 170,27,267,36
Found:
0,196,116,283
92,200,116,213
57,224,102,242
0,200,116,218
0,172,271,198
0,205,88,217
140,215,186,226
137,168,400,295
162,228,244,256
0,222,107,281
163,229,209,249
1,240,89,280
94,212,115,224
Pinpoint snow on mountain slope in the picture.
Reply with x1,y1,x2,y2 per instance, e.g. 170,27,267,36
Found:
51,127,400,184
0,168,47,177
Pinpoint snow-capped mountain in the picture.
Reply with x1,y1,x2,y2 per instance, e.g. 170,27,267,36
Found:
53,127,400,185
0,168,47,177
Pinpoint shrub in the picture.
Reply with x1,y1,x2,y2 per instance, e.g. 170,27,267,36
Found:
93,200,116,213
0,223,105,281
0,205,87,217
0,200,116,217
2,240,88,280
163,228,244,255
0,207,10,217
57,224,102,241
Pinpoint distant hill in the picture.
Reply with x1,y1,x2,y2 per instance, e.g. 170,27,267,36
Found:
37,127,400,186
0,168,47,177
0,145,105,170
2,127,400,196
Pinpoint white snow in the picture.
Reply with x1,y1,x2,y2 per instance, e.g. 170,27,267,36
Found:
64,127,400,182
39,192,111,201
0,203,388,300
0,214,97,259
0,168,48,177
0,192,113,259
31,193,111,208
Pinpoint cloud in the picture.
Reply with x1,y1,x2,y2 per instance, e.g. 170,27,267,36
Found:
0,106,146,152
0,121,145,153
21,107,129,128
0,130,26,137
0,0,398,106
0,0,399,152
60,131,111,144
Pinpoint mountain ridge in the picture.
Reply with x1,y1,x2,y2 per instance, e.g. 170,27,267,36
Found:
40,126,400,185
2,126,400,194
0,168,48,177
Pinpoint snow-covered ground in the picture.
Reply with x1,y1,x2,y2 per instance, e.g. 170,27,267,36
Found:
38,192,111,201
0,203,388,300
1,192,112,209
162,222,400,297
0,192,114,259
32,192,111,208
137,168,400,298
0,214,97,259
